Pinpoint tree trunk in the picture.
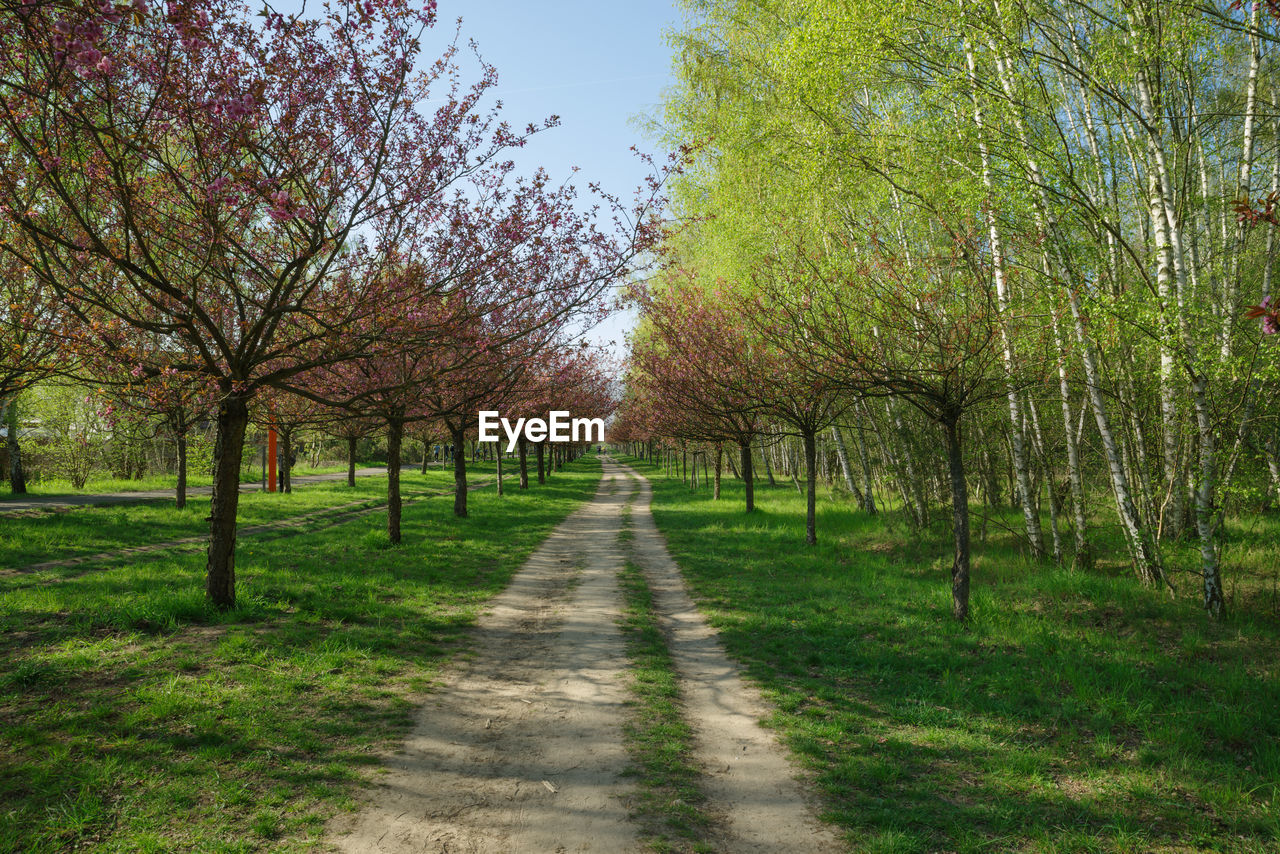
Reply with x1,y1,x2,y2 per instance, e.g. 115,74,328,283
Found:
6,401,27,494
804,429,817,546
1149,162,1186,542
280,429,293,494
452,424,468,517
536,442,545,484
1223,0,1263,363
1130,50,1190,544
975,424,1001,507
854,413,877,515
739,439,755,512
888,401,928,527
714,444,722,500
1068,291,1162,585
831,425,863,503
789,443,802,494
518,436,529,489
871,405,913,520
964,35,1045,561
387,418,404,543
1192,377,1224,618
1266,433,1280,506
943,414,970,622
205,393,250,610
1051,300,1091,569
348,436,358,487
1027,400,1062,565
176,431,188,509
496,450,504,496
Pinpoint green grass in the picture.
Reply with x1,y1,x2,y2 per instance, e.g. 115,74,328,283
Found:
0,465,498,571
620,455,1280,854
0,464,362,499
0,456,600,853
616,499,713,854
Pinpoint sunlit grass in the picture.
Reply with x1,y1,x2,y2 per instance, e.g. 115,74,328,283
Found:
622,455,1280,854
0,463,365,499
0,457,600,853
0,465,500,571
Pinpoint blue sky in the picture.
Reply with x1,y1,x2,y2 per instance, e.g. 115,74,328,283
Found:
425,1,684,361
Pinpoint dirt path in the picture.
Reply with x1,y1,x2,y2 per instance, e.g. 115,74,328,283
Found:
328,457,843,853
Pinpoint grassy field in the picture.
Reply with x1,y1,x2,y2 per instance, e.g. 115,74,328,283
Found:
0,465,497,570
620,455,1280,854
0,457,600,853
0,464,361,499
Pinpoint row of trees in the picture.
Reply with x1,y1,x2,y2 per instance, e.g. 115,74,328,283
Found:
0,0,650,607
617,0,1280,621
2,373,602,497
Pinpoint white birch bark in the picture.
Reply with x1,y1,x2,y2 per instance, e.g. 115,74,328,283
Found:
1130,6,1221,608
1223,0,1263,364
962,29,1045,559
853,407,878,515
1027,397,1063,564
1067,290,1163,584
1051,297,1092,567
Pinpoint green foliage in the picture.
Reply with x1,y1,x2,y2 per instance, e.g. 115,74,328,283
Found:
24,383,107,489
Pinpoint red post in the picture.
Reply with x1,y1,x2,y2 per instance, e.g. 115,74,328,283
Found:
267,427,277,493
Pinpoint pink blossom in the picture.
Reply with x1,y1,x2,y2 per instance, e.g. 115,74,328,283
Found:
205,176,231,203
267,190,299,222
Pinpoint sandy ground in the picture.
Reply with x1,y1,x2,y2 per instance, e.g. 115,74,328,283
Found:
328,457,844,853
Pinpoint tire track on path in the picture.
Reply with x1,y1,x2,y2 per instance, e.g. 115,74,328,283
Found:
617,459,844,853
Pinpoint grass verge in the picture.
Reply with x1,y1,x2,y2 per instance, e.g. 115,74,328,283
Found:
618,553,713,853
0,456,600,853
620,454,1280,854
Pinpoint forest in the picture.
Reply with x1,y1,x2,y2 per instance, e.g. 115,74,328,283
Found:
616,0,1280,623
